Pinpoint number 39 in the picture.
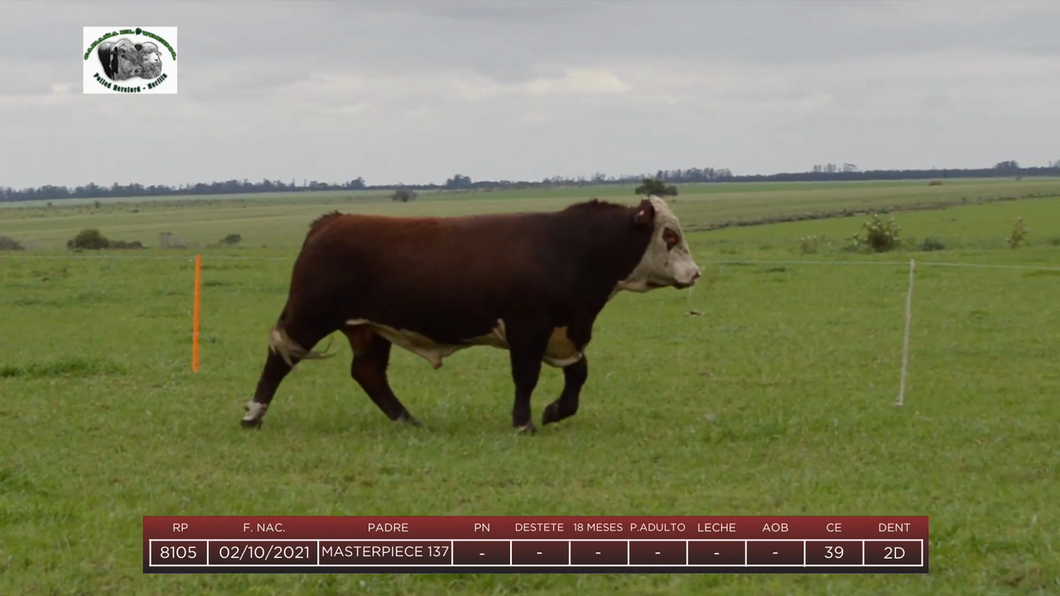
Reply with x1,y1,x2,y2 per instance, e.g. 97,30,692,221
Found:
825,546,844,559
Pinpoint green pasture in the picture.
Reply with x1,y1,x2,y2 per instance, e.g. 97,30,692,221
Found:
0,179,1057,595
2,177,1059,251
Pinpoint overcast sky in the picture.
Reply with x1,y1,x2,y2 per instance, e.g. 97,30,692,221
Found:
2,0,1060,189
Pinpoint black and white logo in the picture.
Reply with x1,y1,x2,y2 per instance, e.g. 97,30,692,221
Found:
83,27,178,94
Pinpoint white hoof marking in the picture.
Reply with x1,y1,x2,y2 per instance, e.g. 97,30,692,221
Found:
244,401,268,421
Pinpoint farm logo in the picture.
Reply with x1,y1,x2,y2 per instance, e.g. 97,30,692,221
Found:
83,27,178,94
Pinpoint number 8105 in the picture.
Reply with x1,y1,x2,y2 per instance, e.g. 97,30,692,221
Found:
159,545,197,559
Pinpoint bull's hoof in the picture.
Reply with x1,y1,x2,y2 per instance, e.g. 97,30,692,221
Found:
242,402,268,429
542,404,559,426
397,412,422,427
516,422,538,435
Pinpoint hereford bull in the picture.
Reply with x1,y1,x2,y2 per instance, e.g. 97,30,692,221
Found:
241,195,700,432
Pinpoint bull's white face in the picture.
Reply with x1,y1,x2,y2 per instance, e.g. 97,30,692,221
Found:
615,196,701,293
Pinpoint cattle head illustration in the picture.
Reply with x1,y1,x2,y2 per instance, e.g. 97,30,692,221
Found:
97,37,163,81
138,42,163,79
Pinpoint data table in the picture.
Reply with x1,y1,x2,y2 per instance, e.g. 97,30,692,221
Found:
143,516,928,574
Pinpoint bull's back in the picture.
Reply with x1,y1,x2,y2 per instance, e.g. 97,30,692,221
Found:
291,212,565,341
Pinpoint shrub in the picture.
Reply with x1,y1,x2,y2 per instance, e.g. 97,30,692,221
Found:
108,240,144,249
634,178,678,197
928,180,943,186
392,188,417,202
852,213,902,253
0,235,25,251
799,235,831,254
65,229,143,250
920,235,945,252
1007,217,1029,249
67,228,110,250
158,231,192,249
219,233,242,246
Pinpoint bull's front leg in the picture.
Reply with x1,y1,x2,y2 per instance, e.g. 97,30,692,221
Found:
542,355,588,426
506,321,552,434
542,321,591,427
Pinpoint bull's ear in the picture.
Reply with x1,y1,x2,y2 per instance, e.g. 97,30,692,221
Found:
632,199,655,229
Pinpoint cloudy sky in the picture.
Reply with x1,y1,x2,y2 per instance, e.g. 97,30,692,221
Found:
2,0,1060,189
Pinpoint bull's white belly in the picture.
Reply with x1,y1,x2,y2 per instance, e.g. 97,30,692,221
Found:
345,318,582,369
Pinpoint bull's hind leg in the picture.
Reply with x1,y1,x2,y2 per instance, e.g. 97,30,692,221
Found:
343,326,420,426
542,355,588,426
242,319,333,429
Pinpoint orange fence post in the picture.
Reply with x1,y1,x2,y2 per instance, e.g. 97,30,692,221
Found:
192,254,202,373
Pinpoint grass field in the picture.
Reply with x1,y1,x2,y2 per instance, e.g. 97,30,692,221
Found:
3,177,1060,251
1,178,1058,595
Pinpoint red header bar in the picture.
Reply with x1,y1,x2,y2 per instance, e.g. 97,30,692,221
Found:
144,516,927,541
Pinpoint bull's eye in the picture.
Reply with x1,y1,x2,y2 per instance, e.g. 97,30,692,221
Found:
662,228,680,250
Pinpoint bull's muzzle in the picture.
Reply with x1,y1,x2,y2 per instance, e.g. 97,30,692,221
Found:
673,268,701,289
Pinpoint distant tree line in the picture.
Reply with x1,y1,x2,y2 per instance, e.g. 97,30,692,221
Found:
2,161,1058,203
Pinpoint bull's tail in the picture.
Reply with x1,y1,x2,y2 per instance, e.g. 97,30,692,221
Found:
268,326,335,367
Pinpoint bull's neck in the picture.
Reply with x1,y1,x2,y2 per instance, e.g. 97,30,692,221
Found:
557,209,654,301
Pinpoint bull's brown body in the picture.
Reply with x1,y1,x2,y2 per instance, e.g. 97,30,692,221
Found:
243,197,698,432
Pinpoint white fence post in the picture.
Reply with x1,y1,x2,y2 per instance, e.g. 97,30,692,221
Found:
896,259,916,407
